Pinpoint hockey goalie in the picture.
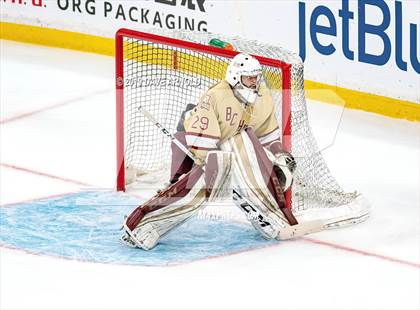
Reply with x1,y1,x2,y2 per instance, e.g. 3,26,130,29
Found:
121,53,369,250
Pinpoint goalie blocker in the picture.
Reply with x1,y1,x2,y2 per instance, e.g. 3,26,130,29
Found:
122,128,326,250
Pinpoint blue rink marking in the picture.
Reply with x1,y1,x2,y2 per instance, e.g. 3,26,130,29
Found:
0,191,276,266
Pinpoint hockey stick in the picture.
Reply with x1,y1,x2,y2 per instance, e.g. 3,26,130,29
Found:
136,105,325,239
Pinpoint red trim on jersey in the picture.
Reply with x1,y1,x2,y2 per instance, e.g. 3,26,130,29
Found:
189,145,219,151
185,132,220,140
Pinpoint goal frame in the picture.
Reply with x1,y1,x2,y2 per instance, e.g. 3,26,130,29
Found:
115,28,292,205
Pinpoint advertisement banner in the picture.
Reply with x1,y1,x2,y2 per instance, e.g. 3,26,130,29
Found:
1,0,419,104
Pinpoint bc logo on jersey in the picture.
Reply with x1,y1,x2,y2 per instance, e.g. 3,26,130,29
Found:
226,107,237,126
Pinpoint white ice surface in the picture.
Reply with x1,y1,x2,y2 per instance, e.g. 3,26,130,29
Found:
1,40,419,310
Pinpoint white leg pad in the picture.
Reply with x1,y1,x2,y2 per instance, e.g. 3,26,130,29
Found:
123,151,232,250
222,131,291,239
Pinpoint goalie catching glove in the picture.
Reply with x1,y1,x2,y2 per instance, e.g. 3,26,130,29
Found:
265,140,296,192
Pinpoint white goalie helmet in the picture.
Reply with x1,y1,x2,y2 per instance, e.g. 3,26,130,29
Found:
226,53,263,104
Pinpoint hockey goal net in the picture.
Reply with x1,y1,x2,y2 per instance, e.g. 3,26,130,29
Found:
115,28,368,220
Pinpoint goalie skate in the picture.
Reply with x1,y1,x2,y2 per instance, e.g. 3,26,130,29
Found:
119,232,137,248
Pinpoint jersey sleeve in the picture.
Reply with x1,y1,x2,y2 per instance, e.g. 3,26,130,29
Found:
183,92,221,162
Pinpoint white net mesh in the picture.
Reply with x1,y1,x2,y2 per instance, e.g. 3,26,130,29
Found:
118,29,358,212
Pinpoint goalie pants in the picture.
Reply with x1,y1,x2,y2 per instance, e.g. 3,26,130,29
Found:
124,128,295,250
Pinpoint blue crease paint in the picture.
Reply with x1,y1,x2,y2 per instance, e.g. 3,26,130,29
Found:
0,191,276,266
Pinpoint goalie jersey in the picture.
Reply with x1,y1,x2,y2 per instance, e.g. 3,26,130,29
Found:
184,80,281,160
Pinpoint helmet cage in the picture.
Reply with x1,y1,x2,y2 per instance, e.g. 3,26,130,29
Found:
226,54,263,105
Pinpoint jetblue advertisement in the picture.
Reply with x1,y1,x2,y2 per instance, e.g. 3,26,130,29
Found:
299,1,419,74
1,0,419,102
